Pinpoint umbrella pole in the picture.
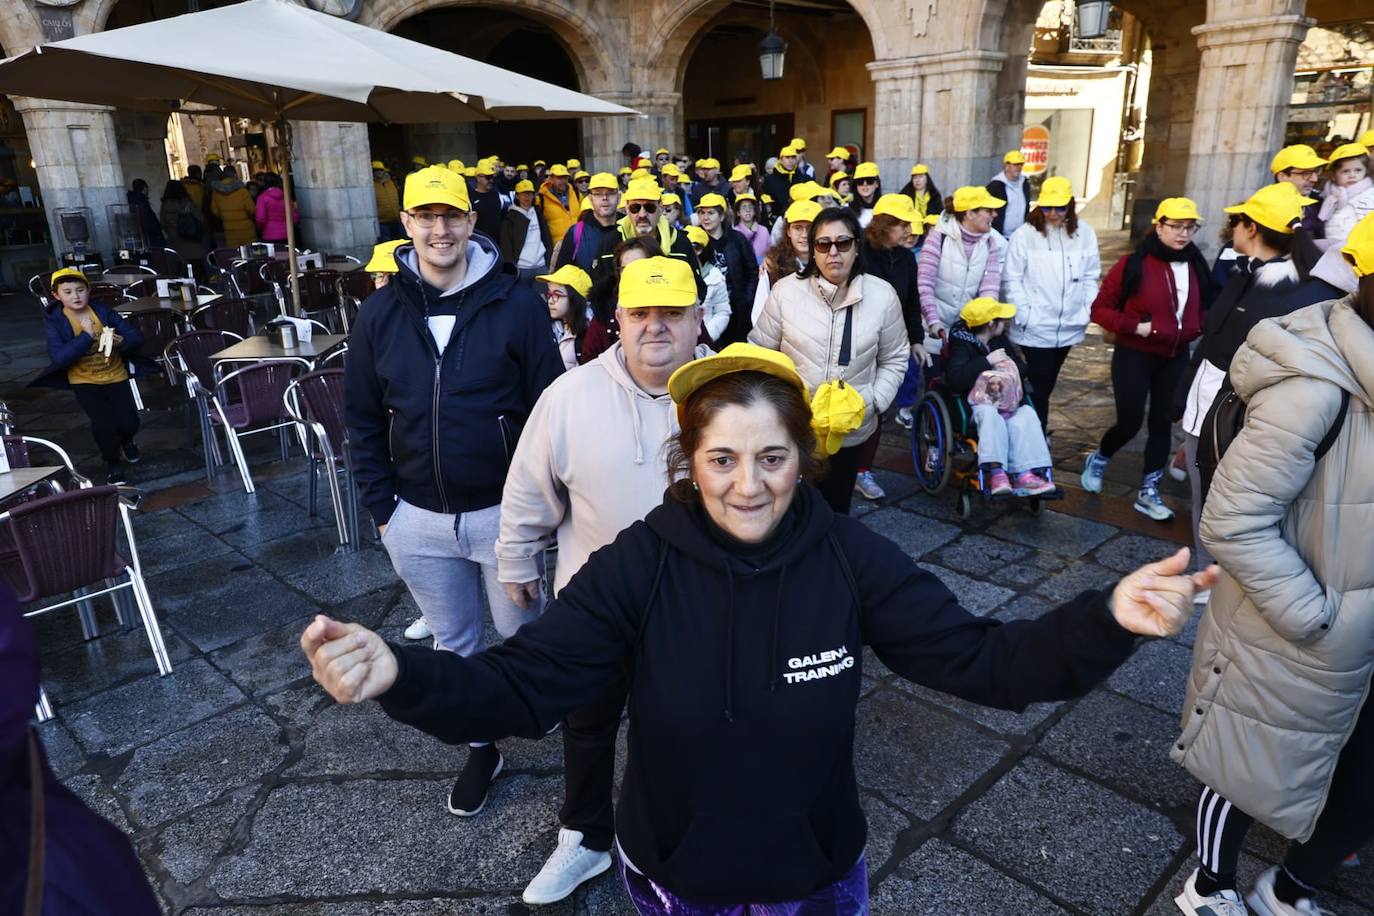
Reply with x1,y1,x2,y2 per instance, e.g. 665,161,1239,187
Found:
276,116,303,317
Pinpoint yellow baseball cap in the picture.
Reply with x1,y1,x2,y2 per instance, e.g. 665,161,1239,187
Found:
410,155,427,166
618,166,633,175
475,161,496,177
733,193,758,208
205,153,222,162
547,164,570,177
789,181,825,203
701,157,721,170
785,200,823,224
536,263,593,298
779,146,798,158
810,380,864,455
790,137,807,151
370,160,386,171
668,342,808,426
464,167,476,178
447,159,464,172
911,163,930,176
1155,197,1202,222
660,192,682,207
873,193,919,228
853,162,879,180
588,172,619,191
828,171,849,187
694,159,706,169
729,165,753,182
619,256,698,309
924,214,940,227
952,186,1005,211
1340,211,1374,277
533,159,547,167
50,267,89,289
655,148,670,156
517,163,529,171
403,165,472,212
579,197,593,212
1037,176,1074,208
1270,144,1327,174
698,193,728,210
567,158,582,170
1328,143,1369,164
364,239,406,274
624,178,663,201
514,179,535,194
574,171,591,181
1003,150,1026,165
1360,130,1374,149
684,225,709,247
960,297,1017,326
1224,183,1317,234
660,163,682,178
761,193,775,205
631,167,651,180
825,146,849,160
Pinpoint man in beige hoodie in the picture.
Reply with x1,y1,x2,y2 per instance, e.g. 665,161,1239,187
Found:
495,256,710,905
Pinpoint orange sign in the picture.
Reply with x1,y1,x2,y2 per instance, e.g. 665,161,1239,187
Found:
1021,125,1050,176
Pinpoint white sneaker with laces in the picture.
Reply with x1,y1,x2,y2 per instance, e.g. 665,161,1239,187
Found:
1247,866,1337,916
1175,868,1250,916
522,827,613,905
854,471,885,500
895,407,913,429
404,616,432,640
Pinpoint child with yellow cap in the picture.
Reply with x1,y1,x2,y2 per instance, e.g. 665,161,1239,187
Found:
1320,142,1373,248
534,264,592,370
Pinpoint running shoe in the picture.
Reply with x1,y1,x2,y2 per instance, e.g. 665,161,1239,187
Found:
854,471,885,500
404,616,432,640
1175,868,1250,915
895,407,913,429
121,441,141,464
1135,470,1176,522
1081,450,1108,494
1247,866,1335,916
522,827,613,905
1012,470,1056,497
987,468,1012,497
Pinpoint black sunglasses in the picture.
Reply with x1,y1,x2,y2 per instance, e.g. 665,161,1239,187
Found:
856,178,879,185
813,237,856,254
627,202,659,214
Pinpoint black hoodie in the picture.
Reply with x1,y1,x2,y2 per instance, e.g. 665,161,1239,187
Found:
378,486,1137,903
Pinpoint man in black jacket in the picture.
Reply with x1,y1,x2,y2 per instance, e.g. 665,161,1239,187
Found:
696,192,758,345
987,150,1030,237
345,165,564,818
553,172,623,283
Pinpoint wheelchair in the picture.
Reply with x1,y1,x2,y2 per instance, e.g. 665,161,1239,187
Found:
909,376,1061,519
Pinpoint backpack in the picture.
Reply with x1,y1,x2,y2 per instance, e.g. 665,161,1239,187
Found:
176,202,204,242
1196,378,1349,507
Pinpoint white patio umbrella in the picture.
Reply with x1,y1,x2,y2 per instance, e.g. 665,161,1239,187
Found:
0,0,637,313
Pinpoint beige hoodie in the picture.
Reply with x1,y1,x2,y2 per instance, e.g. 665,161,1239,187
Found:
496,341,713,593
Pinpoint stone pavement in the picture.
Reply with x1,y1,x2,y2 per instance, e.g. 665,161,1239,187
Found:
3,285,1371,916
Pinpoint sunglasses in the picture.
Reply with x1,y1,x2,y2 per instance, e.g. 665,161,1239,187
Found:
1041,205,1068,213
814,236,856,254
856,178,878,186
627,202,658,215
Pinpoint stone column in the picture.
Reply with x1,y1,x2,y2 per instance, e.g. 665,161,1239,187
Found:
289,120,377,259
867,58,922,192
13,98,127,261
1131,23,1203,237
582,90,680,174
1185,8,1313,256
910,50,1010,192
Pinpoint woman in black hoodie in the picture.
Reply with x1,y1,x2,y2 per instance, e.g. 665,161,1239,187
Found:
303,345,1214,913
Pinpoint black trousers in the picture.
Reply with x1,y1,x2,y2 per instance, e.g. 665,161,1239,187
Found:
816,429,876,516
559,676,627,852
71,382,140,464
1021,345,1072,432
1098,346,1188,477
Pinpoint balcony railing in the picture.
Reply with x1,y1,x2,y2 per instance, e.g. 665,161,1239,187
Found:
1069,29,1123,53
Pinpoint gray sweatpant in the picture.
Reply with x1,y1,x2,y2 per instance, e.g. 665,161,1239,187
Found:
381,498,542,657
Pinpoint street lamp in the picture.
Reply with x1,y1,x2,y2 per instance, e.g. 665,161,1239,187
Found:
758,0,786,80
1075,0,1113,40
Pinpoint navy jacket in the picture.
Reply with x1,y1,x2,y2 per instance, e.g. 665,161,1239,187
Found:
344,237,564,525
706,227,759,347
30,304,157,390
863,241,922,342
379,486,1136,904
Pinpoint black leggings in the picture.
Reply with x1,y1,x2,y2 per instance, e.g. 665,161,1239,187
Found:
559,677,626,852
1021,345,1072,433
1098,346,1188,476
71,382,140,464
816,429,876,515
1195,691,1374,897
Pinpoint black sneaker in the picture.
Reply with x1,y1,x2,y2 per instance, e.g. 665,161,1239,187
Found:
105,463,127,485
121,441,141,463
447,744,503,817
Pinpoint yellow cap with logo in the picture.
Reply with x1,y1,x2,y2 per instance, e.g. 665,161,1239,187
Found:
1036,176,1074,208
567,158,582,170
1154,197,1202,222
660,163,682,178
790,181,825,203
790,137,807,151
588,173,619,191
1270,144,1327,174
514,179,535,194
631,167,651,180
785,200,822,224
364,239,406,274
624,178,663,201
50,267,89,289
537,264,593,298
910,163,930,176
1340,211,1374,278
668,342,809,426
474,160,495,177
853,162,879,180
1223,183,1316,234
698,193,728,210
952,186,1005,211
779,146,798,159
403,165,472,212
701,157,721,170
619,256,699,309
960,297,1016,326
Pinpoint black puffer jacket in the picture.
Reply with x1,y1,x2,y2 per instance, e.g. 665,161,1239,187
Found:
707,227,760,346
863,241,921,342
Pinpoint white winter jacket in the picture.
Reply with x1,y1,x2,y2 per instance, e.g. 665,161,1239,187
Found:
701,263,731,343
1002,221,1101,349
1323,183,1374,249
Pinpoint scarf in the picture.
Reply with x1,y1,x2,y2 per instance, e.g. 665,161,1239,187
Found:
1318,177,1373,223
1122,234,1213,308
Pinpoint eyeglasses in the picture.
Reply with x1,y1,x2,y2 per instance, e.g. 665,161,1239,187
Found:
544,290,568,303
627,202,658,215
1159,220,1198,234
406,209,468,228
813,236,856,254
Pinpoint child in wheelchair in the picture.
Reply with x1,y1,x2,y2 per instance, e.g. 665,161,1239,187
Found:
942,297,1056,498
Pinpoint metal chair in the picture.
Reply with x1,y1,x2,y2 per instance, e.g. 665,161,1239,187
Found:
210,358,311,493
124,277,160,298
105,264,157,276
0,486,173,722
87,282,124,308
229,258,277,316
165,330,244,482
27,272,50,307
284,368,358,547
207,247,241,274
190,297,255,337
325,254,362,266
298,268,343,331
120,310,186,385
319,343,348,368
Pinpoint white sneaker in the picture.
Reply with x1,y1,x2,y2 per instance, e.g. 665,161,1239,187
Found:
1175,868,1249,915
1247,866,1336,916
854,471,886,500
895,407,914,429
521,827,613,905
1194,587,1212,606
404,616,432,640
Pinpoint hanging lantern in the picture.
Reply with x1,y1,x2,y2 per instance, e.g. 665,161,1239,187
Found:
758,0,786,81
1075,0,1113,40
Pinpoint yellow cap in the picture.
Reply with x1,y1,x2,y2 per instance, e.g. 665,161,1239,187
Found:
668,342,809,425
684,225,709,247
1036,176,1074,208
618,256,699,309
403,165,471,212
1360,130,1374,149
574,171,590,181
464,167,476,178
588,172,619,191
618,166,633,175
825,147,849,160
205,153,222,162
411,155,427,166
698,193,728,210
694,159,706,169
517,164,529,171
952,186,1005,211
370,160,386,171
624,178,663,201
536,264,593,298
785,200,823,224
1340,211,1374,277
1329,143,1370,164
1003,150,1026,165
474,161,495,177
655,147,670,156
790,137,807,151
447,159,464,172
1223,183,1317,234
853,162,879,180
828,171,849,187
547,164,570,177
49,267,89,289
872,193,919,228
733,192,758,205
789,181,824,203
729,165,753,182
579,197,593,212
910,163,930,176
1154,197,1202,222
810,379,864,455
534,159,546,167
631,167,651,180
960,296,1017,326
567,158,582,170
1270,144,1327,174
924,213,940,227
761,193,774,204
701,157,721,170
660,163,682,178
364,239,406,274
514,179,535,194
779,146,798,158
660,192,682,207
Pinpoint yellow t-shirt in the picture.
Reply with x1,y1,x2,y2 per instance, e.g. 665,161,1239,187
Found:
64,310,129,386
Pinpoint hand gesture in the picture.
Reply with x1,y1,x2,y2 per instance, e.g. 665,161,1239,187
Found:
910,341,933,368
1136,321,1153,339
929,322,947,341
78,316,95,335
503,579,542,610
300,614,398,704
1110,548,1218,638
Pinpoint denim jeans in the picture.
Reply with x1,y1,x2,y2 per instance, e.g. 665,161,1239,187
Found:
971,404,1051,474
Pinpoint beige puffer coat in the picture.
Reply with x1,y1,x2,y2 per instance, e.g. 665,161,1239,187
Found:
1172,297,1374,842
749,272,908,448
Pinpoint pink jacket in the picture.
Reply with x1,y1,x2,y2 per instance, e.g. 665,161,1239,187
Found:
254,187,297,241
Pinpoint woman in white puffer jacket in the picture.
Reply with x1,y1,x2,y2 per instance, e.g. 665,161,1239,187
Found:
1001,176,1100,432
